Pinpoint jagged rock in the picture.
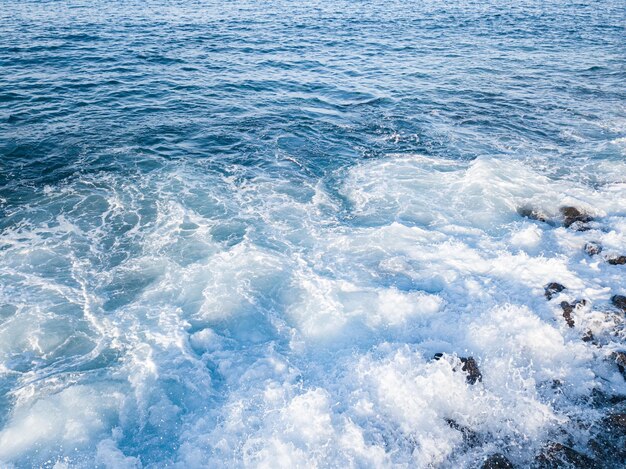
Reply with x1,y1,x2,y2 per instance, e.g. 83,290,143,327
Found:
584,242,602,256
607,256,626,265
460,357,482,384
482,453,514,469
612,295,626,313
560,300,587,328
545,282,566,300
560,206,593,229
535,442,596,468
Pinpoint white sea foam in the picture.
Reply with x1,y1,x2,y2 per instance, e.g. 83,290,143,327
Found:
1,153,625,467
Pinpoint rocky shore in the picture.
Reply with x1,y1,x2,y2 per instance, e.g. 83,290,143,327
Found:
436,205,626,468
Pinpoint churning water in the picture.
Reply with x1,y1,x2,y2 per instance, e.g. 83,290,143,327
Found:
1,0,625,467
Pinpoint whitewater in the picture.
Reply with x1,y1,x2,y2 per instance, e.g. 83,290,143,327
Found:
1,0,625,467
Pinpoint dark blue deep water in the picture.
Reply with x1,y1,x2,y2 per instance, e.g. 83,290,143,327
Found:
1,1,625,467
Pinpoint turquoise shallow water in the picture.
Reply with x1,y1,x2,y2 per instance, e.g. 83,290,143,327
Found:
1,1,626,467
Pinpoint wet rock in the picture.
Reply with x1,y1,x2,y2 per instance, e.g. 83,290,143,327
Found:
607,256,626,265
581,330,594,342
518,206,549,223
560,206,593,229
590,414,626,462
611,295,626,313
535,442,596,468
545,282,566,300
584,242,602,256
460,357,482,384
605,413,626,434
560,300,587,328
433,353,444,360
482,453,514,469
560,302,576,328
611,351,626,378
590,388,626,407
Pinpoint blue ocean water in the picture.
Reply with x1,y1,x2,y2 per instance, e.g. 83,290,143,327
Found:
1,0,625,467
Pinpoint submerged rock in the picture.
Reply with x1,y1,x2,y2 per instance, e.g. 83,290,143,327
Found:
584,242,602,256
518,206,550,223
581,330,594,342
482,453,514,469
590,388,626,407
560,300,587,328
560,206,593,230
535,442,596,468
607,256,626,265
460,357,482,384
611,295,626,313
445,419,479,446
589,413,626,463
545,282,566,300
605,414,626,434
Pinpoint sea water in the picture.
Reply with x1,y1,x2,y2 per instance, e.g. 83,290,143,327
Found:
0,0,625,467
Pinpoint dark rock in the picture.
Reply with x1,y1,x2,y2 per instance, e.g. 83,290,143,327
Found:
590,388,626,407
535,442,596,468
607,256,626,265
434,354,482,384
560,300,587,328
460,357,482,384
545,282,566,300
612,295,626,313
560,206,593,229
482,453,514,469
560,302,576,328
518,207,549,223
584,242,602,256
